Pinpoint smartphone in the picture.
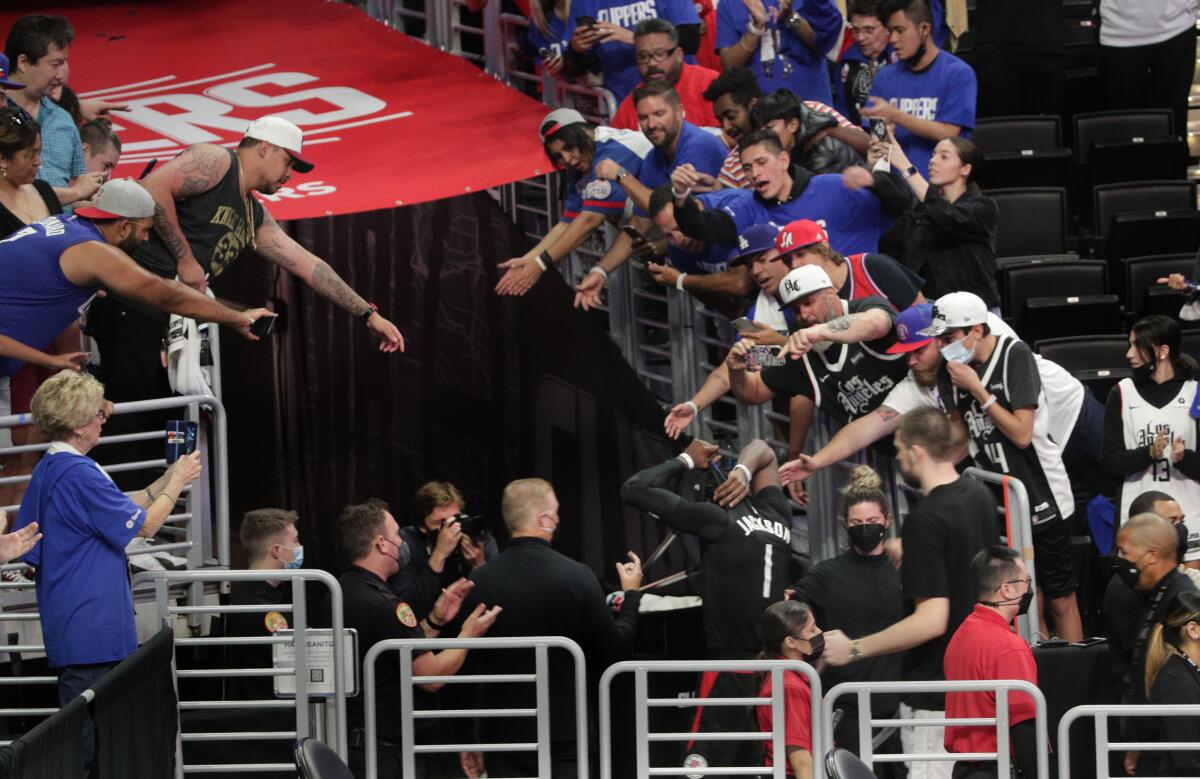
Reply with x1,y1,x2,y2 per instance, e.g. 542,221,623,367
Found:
250,316,275,338
165,420,198,464
869,118,887,141
746,345,785,368
575,14,596,28
537,47,553,59
731,317,758,333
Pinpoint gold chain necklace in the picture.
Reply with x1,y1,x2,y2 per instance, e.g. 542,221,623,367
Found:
235,156,257,251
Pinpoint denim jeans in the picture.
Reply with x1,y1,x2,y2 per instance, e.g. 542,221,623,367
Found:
58,661,119,778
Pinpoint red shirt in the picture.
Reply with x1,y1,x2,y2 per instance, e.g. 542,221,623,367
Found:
943,605,1039,756
610,63,721,132
757,662,812,774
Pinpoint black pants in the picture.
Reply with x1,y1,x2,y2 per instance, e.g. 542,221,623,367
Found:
975,46,1065,119
487,740,590,778
1101,25,1198,139
951,762,999,779
59,661,120,779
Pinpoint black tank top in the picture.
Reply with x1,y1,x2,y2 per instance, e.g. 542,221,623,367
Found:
134,147,264,280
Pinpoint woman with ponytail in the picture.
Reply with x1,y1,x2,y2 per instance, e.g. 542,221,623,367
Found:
526,0,573,79
1143,590,1200,775
786,466,906,774
756,600,823,779
1103,315,1200,567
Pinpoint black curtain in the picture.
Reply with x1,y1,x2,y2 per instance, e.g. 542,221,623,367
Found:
0,694,87,779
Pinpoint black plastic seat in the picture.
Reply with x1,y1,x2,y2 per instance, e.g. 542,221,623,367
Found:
1018,294,1121,343
1104,212,1200,289
980,148,1073,191
1001,258,1106,321
1122,253,1195,318
825,748,878,779
1073,109,1175,166
973,116,1062,153
1035,333,1132,399
1088,136,1187,188
295,738,353,779
1091,180,1197,258
989,188,1069,258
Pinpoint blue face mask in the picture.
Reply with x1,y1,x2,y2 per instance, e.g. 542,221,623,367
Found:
939,335,976,364
282,545,304,570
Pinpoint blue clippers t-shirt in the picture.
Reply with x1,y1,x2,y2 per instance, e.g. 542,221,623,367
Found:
15,444,147,667
526,12,571,59
699,174,894,256
869,51,977,179
570,0,701,101
0,215,103,378
716,0,843,102
563,127,653,222
633,122,728,217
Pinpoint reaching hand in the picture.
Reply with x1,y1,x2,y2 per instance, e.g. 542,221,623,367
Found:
496,256,545,296
646,262,681,288
460,602,502,638
670,164,701,196
592,21,634,45
0,521,41,564
461,752,486,779
615,550,643,590
713,466,751,508
366,312,405,353
820,629,855,666
726,339,753,372
236,308,278,340
742,0,769,27
738,321,787,346
860,96,896,122
78,97,131,122
664,402,697,439
690,171,722,194
166,450,203,493
779,454,820,485
1158,274,1191,292
1171,436,1186,464
48,351,90,372
779,328,820,360
574,269,606,310
841,165,875,191
786,479,809,507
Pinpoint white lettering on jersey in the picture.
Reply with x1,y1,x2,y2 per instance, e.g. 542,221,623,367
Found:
598,1,658,28
735,512,791,543
835,374,896,417
890,96,939,121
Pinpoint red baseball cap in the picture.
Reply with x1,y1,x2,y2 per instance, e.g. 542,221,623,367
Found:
775,219,829,254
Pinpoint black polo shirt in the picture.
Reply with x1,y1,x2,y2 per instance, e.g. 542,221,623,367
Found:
340,565,432,743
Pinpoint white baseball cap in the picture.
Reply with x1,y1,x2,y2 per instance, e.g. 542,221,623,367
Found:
539,108,587,142
778,265,835,306
244,115,314,173
75,178,156,220
918,291,989,336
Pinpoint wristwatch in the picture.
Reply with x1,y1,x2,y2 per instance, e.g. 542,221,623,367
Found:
359,302,379,324
615,167,629,181
850,640,863,661
904,165,919,178
783,11,802,27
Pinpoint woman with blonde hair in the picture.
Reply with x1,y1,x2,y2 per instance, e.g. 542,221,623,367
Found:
1143,590,1200,776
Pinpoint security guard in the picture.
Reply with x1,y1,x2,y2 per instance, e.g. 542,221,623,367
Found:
337,499,500,779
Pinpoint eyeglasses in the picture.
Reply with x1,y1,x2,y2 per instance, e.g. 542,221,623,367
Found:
1,107,34,131
96,407,109,423
850,24,882,37
1001,577,1032,589
635,46,679,64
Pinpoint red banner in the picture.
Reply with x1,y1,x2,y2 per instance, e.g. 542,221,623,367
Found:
0,0,553,220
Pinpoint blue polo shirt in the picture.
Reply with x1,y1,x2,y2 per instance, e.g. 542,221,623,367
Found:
0,215,103,377
570,0,701,101
716,0,843,102
698,174,894,256
15,443,147,667
563,127,652,222
869,51,976,179
633,121,727,217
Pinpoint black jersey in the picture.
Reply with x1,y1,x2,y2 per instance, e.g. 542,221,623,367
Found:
937,335,1074,526
622,458,792,656
760,296,908,425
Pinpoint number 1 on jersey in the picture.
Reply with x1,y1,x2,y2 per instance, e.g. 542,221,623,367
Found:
762,546,773,599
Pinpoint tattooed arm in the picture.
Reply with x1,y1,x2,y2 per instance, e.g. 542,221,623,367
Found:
255,209,404,352
780,305,895,358
779,405,903,483
141,143,232,291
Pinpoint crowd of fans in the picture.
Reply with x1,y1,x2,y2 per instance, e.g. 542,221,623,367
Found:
2,1,1200,778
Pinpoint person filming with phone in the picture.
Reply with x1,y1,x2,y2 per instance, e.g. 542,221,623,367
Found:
390,481,499,620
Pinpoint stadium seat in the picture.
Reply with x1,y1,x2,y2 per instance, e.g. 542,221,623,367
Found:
1087,136,1187,188
1092,180,1197,249
980,149,1073,192
1122,254,1195,318
989,188,1069,258
1073,109,1175,166
994,253,1079,272
1142,287,1200,325
1001,258,1106,321
972,116,1062,152
1103,212,1200,288
1019,294,1121,343
825,748,877,779
1183,329,1200,361
1035,334,1132,398
295,738,353,779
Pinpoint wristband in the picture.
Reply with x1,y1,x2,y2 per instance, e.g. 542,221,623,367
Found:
684,400,699,416
904,165,919,178
359,302,379,324
535,250,553,271
673,185,692,203
733,463,753,483
426,612,445,629
675,272,688,292
980,394,997,412
677,452,695,469
588,265,608,279
747,20,766,35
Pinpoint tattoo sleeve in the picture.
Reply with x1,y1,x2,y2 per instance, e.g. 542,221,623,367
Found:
177,145,227,199
311,261,369,314
153,204,189,262
826,315,852,333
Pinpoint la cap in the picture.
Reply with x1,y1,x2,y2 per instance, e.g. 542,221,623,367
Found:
0,54,25,90
540,108,587,142
75,178,156,220
778,265,834,306
728,223,781,266
918,291,989,337
775,219,829,254
886,303,936,354
244,115,314,173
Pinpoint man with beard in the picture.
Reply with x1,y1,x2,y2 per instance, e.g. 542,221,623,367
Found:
576,81,726,309
0,179,274,387
820,407,997,779
609,19,720,131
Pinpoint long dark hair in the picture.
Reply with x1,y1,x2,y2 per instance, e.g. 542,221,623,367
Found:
0,107,40,163
760,599,812,659
942,136,982,192
1131,314,1196,380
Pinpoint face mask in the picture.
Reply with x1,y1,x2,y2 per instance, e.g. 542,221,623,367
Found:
1132,354,1156,382
939,335,976,365
847,523,886,553
382,537,411,569
283,545,304,570
1112,554,1143,590
1177,522,1190,562
981,583,1033,616
805,631,825,661
902,31,928,68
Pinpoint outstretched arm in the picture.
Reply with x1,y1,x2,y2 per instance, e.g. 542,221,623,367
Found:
255,210,403,352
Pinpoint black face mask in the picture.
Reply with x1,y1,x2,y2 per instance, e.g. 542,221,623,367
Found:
847,523,886,553
1111,554,1143,590
981,586,1033,616
1132,361,1156,382
1177,521,1190,563
805,631,825,661
903,32,928,68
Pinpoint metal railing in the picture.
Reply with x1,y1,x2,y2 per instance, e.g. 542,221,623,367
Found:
364,635,588,779
1058,703,1200,779
962,468,1040,644
132,569,348,776
598,658,824,779
822,680,1049,779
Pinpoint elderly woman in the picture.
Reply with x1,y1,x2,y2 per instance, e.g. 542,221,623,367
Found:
11,370,200,768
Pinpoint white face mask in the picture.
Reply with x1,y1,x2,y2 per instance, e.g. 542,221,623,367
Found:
940,334,976,364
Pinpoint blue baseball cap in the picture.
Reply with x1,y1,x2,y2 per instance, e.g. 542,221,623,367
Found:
887,303,935,354
0,55,26,90
728,223,781,266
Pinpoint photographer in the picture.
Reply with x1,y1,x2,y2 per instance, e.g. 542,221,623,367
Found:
390,482,498,620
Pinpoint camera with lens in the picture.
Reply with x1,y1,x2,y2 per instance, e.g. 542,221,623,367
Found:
447,512,487,541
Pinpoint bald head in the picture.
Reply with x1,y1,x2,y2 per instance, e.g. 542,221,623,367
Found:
501,478,556,534
1119,512,1179,555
